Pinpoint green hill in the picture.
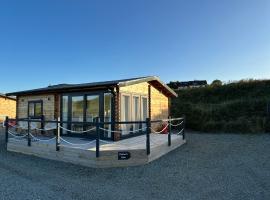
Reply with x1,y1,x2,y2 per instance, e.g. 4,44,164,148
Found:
171,79,270,133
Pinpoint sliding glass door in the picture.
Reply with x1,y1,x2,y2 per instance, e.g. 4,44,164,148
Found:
61,92,112,139
71,96,84,134
61,96,69,134
85,95,99,137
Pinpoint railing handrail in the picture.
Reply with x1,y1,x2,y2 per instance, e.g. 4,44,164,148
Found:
5,115,186,158
9,118,147,125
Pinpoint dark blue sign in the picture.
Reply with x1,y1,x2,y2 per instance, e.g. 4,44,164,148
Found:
118,152,131,160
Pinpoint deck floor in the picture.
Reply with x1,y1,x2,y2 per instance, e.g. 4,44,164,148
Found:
7,133,186,168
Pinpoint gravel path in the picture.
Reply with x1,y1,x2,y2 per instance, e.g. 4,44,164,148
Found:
0,129,270,200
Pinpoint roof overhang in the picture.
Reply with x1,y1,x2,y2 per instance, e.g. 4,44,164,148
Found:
0,94,16,101
118,76,177,97
6,76,177,98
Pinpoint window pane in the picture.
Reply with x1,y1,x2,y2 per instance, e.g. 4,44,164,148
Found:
62,96,69,134
72,96,84,122
62,96,68,121
104,93,111,122
86,95,99,122
121,95,131,135
133,96,140,130
35,103,42,117
71,96,84,133
29,103,35,116
142,97,148,120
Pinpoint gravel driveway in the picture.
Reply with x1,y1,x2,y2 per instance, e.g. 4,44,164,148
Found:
0,129,270,200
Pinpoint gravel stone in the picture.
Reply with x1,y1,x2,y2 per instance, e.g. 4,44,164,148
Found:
0,128,270,200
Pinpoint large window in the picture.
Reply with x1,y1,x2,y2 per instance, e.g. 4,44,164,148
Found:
86,95,99,122
60,92,111,139
62,96,69,134
71,96,84,133
141,97,148,120
28,101,43,118
121,94,148,134
132,96,140,130
121,95,131,135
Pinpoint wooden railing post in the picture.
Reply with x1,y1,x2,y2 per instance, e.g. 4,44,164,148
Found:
146,118,150,155
96,117,100,158
27,117,31,146
183,115,186,140
41,115,45,135
168,116,171,146
56,117,60,151
5,116,9,146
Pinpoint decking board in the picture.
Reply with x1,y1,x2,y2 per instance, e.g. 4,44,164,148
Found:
7,134,186,168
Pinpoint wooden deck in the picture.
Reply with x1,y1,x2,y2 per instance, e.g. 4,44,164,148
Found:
7,134,186,168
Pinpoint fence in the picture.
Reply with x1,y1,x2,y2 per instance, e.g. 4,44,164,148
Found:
3,116,185,158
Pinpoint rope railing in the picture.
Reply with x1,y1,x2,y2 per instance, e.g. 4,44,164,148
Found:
174,128,184,135
99,127,147,133
162,117,184,122
29,133,56,142
59,137,110,146
150,123,169,134
8,131,28,138
58,125,96,133
170,121,184,127
4,115,186,158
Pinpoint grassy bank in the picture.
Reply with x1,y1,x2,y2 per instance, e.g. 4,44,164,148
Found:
171,79,270,133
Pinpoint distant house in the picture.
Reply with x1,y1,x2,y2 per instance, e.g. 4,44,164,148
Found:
7,76,177,141
168,80,207,90
0,94,16,121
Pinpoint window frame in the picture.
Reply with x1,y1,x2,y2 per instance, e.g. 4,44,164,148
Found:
141,96,148,120
28,100,43,119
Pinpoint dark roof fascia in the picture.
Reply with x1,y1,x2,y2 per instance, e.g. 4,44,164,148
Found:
0,94,16,101
7,85,117,96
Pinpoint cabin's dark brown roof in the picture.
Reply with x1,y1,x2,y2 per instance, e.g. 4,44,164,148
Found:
6,76,177,97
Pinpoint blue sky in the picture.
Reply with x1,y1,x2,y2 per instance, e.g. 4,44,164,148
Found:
0,0,269,93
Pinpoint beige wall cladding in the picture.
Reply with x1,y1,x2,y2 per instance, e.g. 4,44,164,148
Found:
0,97,16,120
17,94,55,120
120,82,149,96
151,86,169,121
119,82,169,131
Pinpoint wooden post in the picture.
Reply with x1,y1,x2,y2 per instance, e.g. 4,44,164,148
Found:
5,116,9,145
146,118,150,155
183,115,186,140
56,117,60,151
27,117,31,146
96,117,100,158
41,115,45,135
168,116,171,146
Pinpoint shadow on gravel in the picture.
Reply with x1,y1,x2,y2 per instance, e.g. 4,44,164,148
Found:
0,130,270,200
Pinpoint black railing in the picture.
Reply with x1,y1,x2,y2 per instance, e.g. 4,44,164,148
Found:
4,116,185,158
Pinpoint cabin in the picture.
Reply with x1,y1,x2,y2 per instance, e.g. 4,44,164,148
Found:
0,94,16,122
6,76,177,141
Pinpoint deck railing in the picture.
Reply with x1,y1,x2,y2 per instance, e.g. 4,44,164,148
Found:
3,116,185,158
